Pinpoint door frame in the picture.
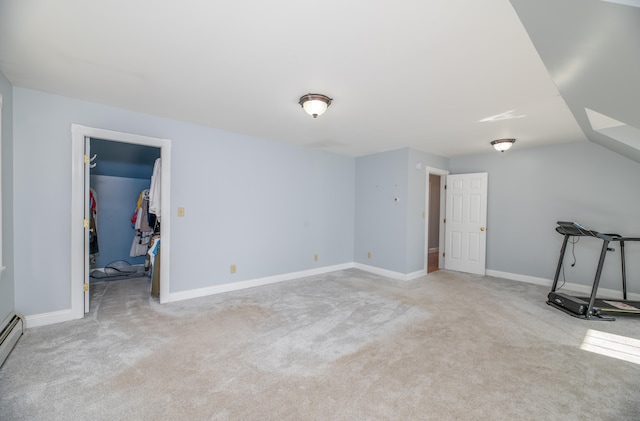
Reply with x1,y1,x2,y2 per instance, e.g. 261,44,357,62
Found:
71,125,172,319
424,166,449,274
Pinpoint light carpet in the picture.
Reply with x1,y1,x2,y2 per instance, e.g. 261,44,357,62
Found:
1,269,639,420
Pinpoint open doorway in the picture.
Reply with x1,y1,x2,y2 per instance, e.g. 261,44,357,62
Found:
424,167,448,274
71,125,171,320
427,174,441,273
88,139,161,296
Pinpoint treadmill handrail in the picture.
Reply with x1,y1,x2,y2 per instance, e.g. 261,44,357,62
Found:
614,237,640,242
555,221,617,242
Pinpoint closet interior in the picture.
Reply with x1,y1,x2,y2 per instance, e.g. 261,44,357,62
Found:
88,138,162,296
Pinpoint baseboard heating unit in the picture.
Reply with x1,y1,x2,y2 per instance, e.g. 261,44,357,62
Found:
0,312,25,367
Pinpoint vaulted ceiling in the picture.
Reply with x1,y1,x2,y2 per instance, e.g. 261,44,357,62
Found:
510,0,640,163
0,1,636,159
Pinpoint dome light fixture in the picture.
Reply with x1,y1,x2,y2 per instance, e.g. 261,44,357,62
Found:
491,138,516,152
299,93,332,118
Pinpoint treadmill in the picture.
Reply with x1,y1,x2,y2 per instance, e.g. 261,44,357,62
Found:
547,221,640,321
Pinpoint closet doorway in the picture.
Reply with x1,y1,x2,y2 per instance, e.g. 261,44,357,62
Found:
71,125,171,320
89,139,160,299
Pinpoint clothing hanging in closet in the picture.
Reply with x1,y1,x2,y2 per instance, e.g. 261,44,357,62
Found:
149,158,161,219
130,189,154,257
89,188,99,264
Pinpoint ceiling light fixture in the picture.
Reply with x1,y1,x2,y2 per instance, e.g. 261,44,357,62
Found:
491,138,516,152
299,93,332,118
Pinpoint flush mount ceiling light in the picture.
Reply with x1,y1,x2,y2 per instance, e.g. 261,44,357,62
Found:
491,138,516,152
299,93,332,118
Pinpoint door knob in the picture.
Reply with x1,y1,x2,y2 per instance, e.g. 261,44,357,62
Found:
480,227,486,231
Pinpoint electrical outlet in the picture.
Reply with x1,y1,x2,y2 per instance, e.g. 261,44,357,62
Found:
230,264,236,274
314,254,318,261
367,251,372,259
177,207,185,217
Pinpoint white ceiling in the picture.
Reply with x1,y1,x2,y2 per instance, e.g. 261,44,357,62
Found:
0,0,588,157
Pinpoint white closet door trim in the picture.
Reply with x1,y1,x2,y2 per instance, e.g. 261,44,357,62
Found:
424,166,449,275
71,125,172,321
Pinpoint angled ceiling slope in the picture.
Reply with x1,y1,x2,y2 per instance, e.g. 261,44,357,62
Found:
510,0,640,163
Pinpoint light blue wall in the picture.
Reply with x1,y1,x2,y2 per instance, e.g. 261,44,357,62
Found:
355,149,408,273
450,141,640,294
13,87,355,316
406,149,449,273
19,79,638,317
354,148,449,274
90,175,150,269
0,70,14,322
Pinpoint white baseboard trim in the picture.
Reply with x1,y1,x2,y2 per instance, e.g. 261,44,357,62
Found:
486,269,640,301
406,269,427,281
353,263,425,281
25,309,77,328
170,262,429,302
169,263,355,303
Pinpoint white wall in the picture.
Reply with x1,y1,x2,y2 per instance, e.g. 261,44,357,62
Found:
450,141,640,294
13,88,355,316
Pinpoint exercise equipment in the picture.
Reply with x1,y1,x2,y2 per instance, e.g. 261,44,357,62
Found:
547,221,640,320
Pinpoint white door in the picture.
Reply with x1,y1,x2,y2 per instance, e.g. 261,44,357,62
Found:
84,137,91,313
444,172,488,275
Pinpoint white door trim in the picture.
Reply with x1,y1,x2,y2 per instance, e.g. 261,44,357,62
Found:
71,125,172,320
424,166,449,274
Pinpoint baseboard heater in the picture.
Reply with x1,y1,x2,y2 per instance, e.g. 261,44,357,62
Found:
0,312,25,368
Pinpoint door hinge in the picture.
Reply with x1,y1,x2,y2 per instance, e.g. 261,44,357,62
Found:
84,154,89,164
83,219,89,228
444,184,447,190
443,218,446,223
84,283,88,292
442,252,445,257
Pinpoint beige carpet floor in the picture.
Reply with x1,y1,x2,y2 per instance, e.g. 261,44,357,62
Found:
1,269,639,420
